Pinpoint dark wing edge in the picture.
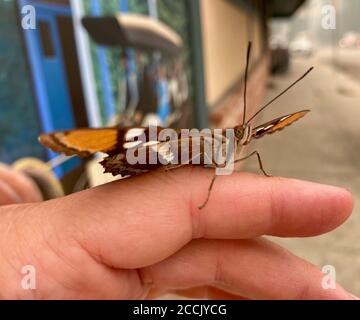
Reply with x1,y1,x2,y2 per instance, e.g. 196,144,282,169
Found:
100,154,149,177
252,110,310,139
38,127,124,157
38,132,92,157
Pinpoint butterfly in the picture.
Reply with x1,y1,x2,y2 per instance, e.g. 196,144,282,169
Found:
39,42,313,209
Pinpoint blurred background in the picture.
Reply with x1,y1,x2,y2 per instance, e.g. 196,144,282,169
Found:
0,0,359,296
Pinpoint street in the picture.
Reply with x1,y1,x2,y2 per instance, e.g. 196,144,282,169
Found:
242,49,360,295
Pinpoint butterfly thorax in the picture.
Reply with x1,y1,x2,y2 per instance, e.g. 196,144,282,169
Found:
234,124,252,146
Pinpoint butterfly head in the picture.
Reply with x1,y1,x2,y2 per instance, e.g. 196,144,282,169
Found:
234,123,253,146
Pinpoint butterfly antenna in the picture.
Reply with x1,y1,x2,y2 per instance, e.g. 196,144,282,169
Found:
242,42,252,125
246,66,314,124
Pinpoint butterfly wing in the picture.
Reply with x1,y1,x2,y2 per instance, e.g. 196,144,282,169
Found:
39,128,121,157
100,130,227,176
252,110,309,139
39,127,229,176
38,127,167,157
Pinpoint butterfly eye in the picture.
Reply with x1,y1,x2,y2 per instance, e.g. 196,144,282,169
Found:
234,127,244,140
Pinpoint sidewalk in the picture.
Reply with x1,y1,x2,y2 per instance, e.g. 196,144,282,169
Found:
242,52,360,295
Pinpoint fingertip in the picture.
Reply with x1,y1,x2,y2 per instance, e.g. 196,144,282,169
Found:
296,181,353,235
189,170,355,238
327,186,354,228
0,180,23,206
0,164,43,203
271,179,355,236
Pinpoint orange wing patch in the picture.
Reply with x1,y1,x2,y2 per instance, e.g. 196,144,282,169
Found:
267,110,309,133
39,128,118,157
252,110,310,139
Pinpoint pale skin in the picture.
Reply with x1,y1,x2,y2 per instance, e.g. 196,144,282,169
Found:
0,163,357,300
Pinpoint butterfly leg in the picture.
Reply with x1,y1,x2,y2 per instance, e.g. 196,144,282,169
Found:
198,171,218,210
198,159,230,210
198,152,270,209
233,151,272,177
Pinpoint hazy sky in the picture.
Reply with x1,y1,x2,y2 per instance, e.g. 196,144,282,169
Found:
272,0,360,46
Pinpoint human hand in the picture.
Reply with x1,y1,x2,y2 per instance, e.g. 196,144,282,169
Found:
0,163,42,206
0,167,356,299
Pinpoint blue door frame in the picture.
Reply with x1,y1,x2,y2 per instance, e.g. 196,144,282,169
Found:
90,0,116,123
19,0,79,177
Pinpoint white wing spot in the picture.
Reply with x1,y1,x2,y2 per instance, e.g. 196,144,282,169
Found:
125,128,145,140
157,143,174,163
142,141,160,147
123,141,142,149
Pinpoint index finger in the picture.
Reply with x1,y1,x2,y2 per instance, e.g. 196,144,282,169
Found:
48,167,353,268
